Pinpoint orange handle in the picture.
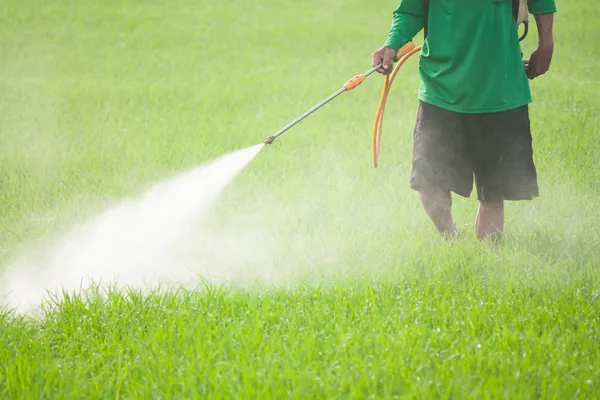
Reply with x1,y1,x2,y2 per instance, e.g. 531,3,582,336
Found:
344,42,416,92
394,42,416,61
343,74,366,91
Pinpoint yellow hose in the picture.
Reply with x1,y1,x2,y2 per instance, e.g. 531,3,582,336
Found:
371,45,422,168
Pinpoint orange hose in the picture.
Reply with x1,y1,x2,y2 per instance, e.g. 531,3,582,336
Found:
371,45,422,168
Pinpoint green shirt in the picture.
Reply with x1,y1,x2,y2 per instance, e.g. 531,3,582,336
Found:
383,0,557,113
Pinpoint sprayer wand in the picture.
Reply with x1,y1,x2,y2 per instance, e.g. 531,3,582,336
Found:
263,42,416,145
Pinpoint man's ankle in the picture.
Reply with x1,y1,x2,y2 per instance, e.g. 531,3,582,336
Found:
440,224,458,240
477,230,502,243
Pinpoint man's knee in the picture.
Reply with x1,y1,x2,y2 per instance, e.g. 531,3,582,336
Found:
478,200,504,211
419,188,452,213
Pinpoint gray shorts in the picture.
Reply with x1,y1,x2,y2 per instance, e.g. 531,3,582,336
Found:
409,101,539,202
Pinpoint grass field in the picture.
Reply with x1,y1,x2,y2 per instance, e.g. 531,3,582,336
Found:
1,0,600,398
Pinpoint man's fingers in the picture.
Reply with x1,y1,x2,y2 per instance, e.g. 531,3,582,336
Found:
527,67,539,80
525,46,552,80
526,55,537,79
381,53,394,75
382,58,390,70
371,49,383,64
374,57,389,74
372,48,397,75
526,63,535,79
372,53,382,69
372,51,386,74
380,64,392,75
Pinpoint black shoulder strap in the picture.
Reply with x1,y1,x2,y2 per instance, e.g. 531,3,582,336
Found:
423,0,429,39
513,0,530,41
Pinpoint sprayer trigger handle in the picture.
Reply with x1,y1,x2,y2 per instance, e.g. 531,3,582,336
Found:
394,42,416,62
343,74,366,91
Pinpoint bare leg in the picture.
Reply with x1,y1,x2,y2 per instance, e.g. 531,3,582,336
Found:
418,188,457,239
475,201,504,242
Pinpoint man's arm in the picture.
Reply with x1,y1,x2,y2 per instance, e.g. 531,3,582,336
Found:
384,0,426,51
534,13,554,46
373,0,425,75
525,0,557,79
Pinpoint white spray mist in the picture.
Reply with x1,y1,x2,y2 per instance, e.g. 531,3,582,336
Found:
1,144,266,314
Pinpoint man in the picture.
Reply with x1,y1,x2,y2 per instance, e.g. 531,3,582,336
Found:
372,0,556,241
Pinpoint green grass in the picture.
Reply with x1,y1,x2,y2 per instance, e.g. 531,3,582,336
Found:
1,0,600,398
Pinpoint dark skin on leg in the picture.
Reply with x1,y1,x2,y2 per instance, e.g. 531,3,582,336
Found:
418,188,457,239
475,200,504,242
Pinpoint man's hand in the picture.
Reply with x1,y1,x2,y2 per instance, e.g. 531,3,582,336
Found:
525,13,555,80
372,46,396,75
524,42,554,80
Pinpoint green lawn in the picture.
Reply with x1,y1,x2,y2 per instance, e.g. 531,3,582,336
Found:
1,0,599,398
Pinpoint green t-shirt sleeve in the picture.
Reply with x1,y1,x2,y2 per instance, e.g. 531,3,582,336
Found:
382,0,425,51
528,0,557,14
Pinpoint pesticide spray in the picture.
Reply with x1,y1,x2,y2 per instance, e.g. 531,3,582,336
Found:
1,41,424,315
1,144,265,314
